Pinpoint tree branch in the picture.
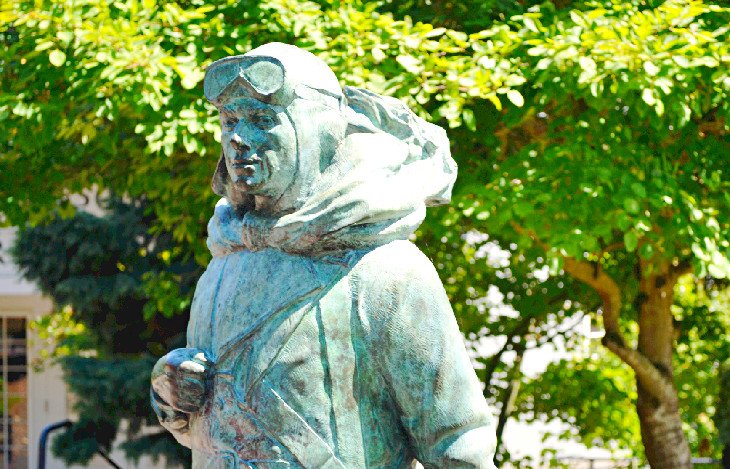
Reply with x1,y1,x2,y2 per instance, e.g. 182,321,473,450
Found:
561,257,622,337
510,221,676,403
602,335,677,404
510,221,622,336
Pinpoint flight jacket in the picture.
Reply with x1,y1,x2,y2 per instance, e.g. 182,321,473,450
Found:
160,240,496,469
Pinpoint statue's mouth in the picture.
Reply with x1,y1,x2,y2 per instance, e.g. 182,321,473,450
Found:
232,155,262,176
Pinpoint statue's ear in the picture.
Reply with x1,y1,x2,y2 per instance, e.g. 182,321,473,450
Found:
211,153,228,197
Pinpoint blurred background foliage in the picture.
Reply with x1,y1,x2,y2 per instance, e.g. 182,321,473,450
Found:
12,199,197,463
1,0,728,467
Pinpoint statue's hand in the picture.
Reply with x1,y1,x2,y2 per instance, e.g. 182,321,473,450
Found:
151,348,213,414
151,388,190,429
150,387,194,448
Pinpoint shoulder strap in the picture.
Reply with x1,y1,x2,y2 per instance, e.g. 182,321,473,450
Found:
319,276,366,467
250,275,365,469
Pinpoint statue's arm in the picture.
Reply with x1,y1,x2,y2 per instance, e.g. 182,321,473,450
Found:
356,243,497,469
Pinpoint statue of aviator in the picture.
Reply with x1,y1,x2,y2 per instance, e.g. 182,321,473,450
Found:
151,42,497,469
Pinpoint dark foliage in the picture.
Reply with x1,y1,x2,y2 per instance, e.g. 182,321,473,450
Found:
718,362,730,468
12,200,198,466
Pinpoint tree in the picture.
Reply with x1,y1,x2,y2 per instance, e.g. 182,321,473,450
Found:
454,3,729,466
2,0,728,466
513,275,730,465
413,2,729,465
12,199,198,466
719,360,730,468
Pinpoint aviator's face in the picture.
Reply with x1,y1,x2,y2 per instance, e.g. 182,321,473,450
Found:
218,97,297,199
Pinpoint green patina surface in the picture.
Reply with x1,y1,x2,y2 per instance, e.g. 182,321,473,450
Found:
151,43,496,468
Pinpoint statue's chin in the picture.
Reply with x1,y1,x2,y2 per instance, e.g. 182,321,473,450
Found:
230,174,267,193
225,178,282,216
232,178,260,189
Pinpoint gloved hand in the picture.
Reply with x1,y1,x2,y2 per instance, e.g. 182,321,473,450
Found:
151,348,213,447
151,347,212,413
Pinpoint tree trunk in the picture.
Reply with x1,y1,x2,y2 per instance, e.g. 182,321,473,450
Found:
636,388,692,468
636,262,693,469
494,342,525,454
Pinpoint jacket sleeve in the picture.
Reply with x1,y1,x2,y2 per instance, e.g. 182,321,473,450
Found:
353,242,497,469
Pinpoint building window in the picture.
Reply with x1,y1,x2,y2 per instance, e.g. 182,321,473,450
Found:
0,317,27,469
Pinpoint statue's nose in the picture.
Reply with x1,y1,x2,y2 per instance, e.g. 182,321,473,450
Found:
230,133,250,154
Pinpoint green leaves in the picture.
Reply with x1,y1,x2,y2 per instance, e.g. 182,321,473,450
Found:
506,89,524,107
623,198,640,214
395,54,422,74
642,88,656,106
630,183,646,198
643,61,660,77
517,352,643,456
524,0,729,127
462,108,476,131
49,49,66,66
624,232,639,252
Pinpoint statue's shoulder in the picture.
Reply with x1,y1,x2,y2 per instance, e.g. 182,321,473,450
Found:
346,240,455,355
349,239,441,292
